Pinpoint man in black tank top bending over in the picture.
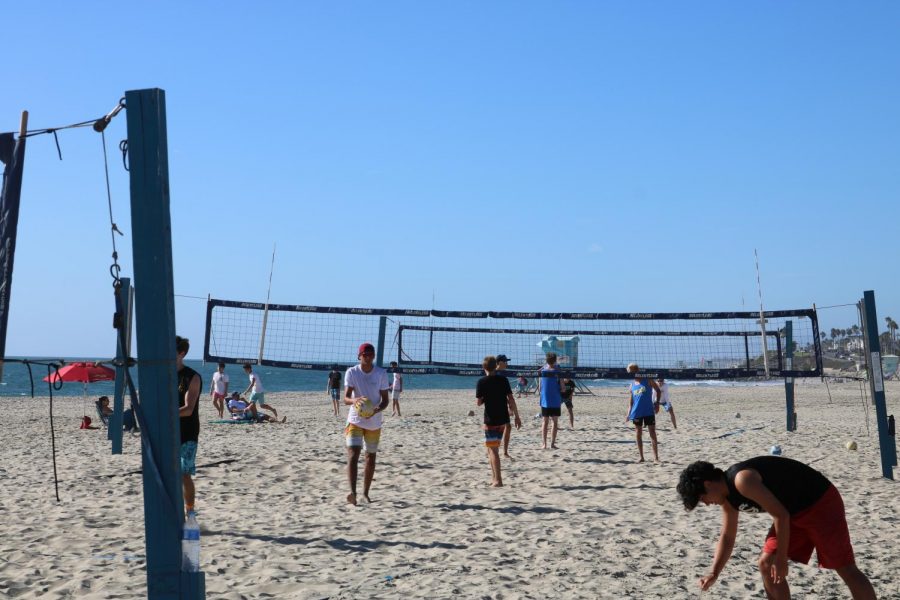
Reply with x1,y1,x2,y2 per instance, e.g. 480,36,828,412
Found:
677,456,875,599
176,336,202,515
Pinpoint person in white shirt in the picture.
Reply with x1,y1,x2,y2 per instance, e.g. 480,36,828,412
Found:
655,377,677,429
343,342,389,505
388,361,403,417
242,364,278,419
209,362,229,418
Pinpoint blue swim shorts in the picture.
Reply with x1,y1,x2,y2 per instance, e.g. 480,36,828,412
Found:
330,388,340,401
180,441,198,476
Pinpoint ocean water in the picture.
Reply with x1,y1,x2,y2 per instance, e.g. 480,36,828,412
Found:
0,358,783,399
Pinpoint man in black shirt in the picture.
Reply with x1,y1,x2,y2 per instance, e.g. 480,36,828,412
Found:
176,336,202,515
327,366,342,417
677,457,875,599
496,354,515,459
475,356,522,487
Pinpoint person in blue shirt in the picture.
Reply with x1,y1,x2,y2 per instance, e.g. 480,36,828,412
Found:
537,352,564,449
625,363,662,462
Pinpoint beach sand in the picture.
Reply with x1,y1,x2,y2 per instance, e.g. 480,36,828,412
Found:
1,380,898,599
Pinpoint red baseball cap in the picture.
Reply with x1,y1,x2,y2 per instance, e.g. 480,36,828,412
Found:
358,342,375,356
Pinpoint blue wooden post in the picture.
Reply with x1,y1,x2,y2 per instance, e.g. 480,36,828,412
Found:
126,88,205,597
109,277,133,453
861,291,897,479
376,316,387,367
784,321,796,431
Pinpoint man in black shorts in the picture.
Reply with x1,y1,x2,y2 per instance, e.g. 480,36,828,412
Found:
677,456,875,599
496,354,515,459
561,377,576,429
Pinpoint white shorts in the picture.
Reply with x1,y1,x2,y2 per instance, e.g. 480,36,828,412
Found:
391,390,401,401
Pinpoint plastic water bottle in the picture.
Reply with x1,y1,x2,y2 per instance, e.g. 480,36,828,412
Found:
182,511,200,572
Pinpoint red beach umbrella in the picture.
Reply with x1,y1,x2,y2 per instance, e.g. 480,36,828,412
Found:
43,362,116,384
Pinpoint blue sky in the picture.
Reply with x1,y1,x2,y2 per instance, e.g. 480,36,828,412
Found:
2,1,898,359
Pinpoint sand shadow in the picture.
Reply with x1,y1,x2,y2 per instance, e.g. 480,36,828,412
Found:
209,530,467,553
550,483,668,492
566,458,634,465
435,503,566,515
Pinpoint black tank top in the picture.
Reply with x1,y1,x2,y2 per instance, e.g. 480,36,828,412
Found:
725,456,831,515
178,365,202,443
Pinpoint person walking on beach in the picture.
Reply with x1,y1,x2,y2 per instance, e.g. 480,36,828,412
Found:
210,362,229,419
243,363,278,419
344,342,390,505
476,355,522,487
677,456,876,599
496,354,516,459
176,336,202,514
538,352,564,449
625,363,661,462
327,366,342,417
561,377,576,429
655,376,677,429
389,361,403,417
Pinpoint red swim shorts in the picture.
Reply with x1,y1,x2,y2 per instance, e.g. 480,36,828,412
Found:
762,485,855,569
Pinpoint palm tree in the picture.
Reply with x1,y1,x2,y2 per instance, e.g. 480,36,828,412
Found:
888,318,898,353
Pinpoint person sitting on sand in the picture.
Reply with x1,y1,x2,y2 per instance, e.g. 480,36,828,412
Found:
343,342,390,505
98,396,113,417
625,363,661,462
677,456,876,599
476,355,522,487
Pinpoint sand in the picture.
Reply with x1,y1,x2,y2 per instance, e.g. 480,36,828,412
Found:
1,380,898,599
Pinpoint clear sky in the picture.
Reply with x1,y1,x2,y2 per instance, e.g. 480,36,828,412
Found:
2,1,898,359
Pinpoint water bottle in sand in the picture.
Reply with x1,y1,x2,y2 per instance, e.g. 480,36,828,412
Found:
182,511,201,572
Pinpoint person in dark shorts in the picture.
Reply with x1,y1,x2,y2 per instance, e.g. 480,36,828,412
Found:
327,366,342,417
561,378,576,429
176,336,202,515
625,363,661,462
677,456,876,599
476,356,522,487
496,354,516,459
537,352,563,450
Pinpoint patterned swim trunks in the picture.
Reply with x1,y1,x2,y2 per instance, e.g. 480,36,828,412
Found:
345,424,381,454
180,441,198,476
483,425,506,448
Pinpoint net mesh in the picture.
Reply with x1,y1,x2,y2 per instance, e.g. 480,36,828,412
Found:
205,299,822,379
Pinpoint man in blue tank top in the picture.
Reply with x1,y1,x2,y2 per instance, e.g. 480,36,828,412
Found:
538,352,564,449
625,363,661,462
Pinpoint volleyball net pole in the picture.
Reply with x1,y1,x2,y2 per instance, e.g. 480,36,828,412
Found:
257,243,276,365
859,290,897,480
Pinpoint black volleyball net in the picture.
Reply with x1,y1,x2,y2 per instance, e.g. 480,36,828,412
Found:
205,298,822,379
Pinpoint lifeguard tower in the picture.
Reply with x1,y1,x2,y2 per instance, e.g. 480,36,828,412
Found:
538,335,594,395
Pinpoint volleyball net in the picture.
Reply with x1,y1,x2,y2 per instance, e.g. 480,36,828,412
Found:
205,298,822,379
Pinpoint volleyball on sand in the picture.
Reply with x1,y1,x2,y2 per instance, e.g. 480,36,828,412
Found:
355,397,376,418
846,440,858,451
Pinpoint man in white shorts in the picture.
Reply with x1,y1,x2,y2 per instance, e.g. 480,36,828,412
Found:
655,376,677,429
389,361,402,417
209,362,229,418
242,363,278,419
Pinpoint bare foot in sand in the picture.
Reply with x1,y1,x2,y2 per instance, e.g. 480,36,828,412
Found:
551,444,558,449
637,458,645,463
491,481,503,487
541,444,548,450
503,453,513,460
363,494,374,503
347,493,357,505
281,416,287,423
